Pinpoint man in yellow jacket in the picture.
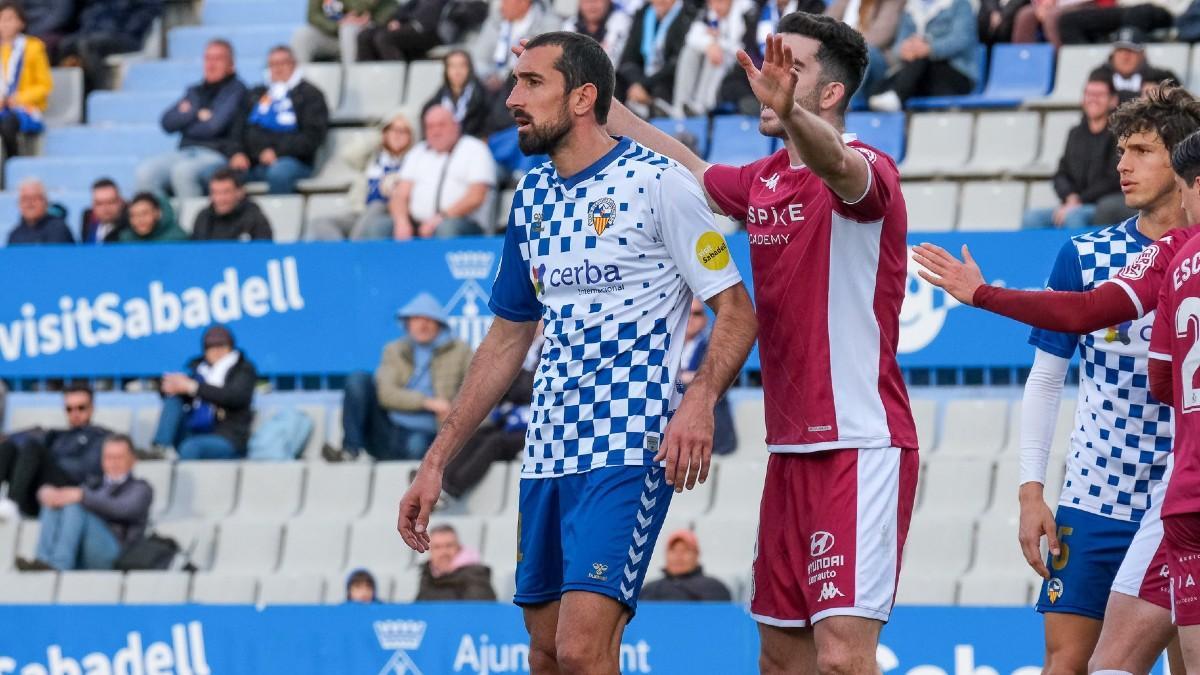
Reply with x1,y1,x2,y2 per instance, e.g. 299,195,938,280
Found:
0,1,51,158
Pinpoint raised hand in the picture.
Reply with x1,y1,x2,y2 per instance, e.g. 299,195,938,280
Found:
736,34,797,120
911,243,987,306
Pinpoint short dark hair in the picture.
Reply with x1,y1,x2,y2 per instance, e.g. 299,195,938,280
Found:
1109,83,1200,152
0,1,27,26
1172,129,1200,187
207,38,233,57
91,178,119,193
103,433,135,455
1085,73,1116,96
268,44,294,60
347,570,376,589
428,524,459,539
776,12,869,116
64,383,93,401
209,167,242,188
523,31,615,125
129,191,160,209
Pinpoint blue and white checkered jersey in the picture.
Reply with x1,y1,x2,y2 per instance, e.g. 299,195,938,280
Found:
488,137,742,478
1029,217,1173,522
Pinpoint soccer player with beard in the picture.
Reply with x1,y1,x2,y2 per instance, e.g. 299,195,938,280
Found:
397,32,757,674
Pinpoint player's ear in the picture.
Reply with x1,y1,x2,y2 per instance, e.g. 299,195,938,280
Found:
573,82,598,120
821,80,845,113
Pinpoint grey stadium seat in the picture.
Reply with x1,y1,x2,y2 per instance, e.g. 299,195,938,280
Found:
16,520,39,560
162,461,240,521
123,571,191,604
56,571,123,604
903,513,975,578
404,60,443,107
0,519,17,572
335,63,406,123
957,181,1027,231
303,63,343,110
1146,43,1190,83
911,398,938,452
297,463,371,520
481,513,518,572
365,461,421,520
902,181,958,232
136,460,174,517
1017,111,1084,178
305,193,355,227
91,406,133,436
254,195,305,243
191,572,258,604
950,112,1040,177
664,461,715,519
346,518,416,574
390,569,421,602
234,462,304,520
462,463,512,515
694,517,757,578
1026,180,1058,210
967,515,1032,579
938,399,1009,456
958,569,1037,606
0,572,56,603
898,113,973,179
211,521,282,573
731,397,766,454
45,67,83,127
6,406,64,431
1028,45,1109,108
895,567,958,605
279,519,349,573
175,197,208,235
259,573,325,605
917,457,994,517
1190,45,1200,93
709,461,766,515
297,127,379,193
152,520,216,569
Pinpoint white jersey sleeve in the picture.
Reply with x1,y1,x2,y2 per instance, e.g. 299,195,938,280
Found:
1019,348,1070,486
654,165,742,302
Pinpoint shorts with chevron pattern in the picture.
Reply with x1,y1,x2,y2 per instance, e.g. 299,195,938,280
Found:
514,465,674,617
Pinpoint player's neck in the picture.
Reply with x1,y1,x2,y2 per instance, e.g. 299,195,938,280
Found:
551,126,619,180
1137,200,1188,240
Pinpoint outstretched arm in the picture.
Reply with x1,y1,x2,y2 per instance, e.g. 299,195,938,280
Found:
912,242,1139,333
606,101,721,213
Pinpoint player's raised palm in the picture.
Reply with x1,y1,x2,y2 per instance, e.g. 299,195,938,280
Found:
738,35,797,121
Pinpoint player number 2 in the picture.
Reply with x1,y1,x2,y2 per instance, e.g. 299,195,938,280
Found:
1175,297,1200,413
1051,526,1073,571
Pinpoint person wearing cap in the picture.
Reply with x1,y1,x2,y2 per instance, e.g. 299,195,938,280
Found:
640,529,732,602
151,324,259,460
306,111,415,241
326,293,473,462
1090,27,1180,104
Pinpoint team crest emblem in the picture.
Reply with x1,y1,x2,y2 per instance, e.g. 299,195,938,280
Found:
1047,577,1064,604
589,198,617,235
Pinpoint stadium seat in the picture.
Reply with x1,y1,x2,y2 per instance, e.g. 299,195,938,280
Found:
493,567,517,604
57,571,123,604
905,46,989,110
304,193,355,232
462,463,513,515
1190,45,1200,93
693,517,756,577
7,405,63,430
846,111,905,162
16,520,39,560
665,462,716,519
259,574,326,605
6,156,139,193
296,463,371,520
254,195,305,243
191,572,258,604
1017,111,1082,179
86,90,178,125
897,112,973,178
347,517,417,573
494,188,516,231
0,519,15,572
985,459,1030,520
336,63,407,123
950,112,1040,176
1025,180,1058,210
137,460,174,517
0,191,19,244
303,63,343,110
405,60,444,107
732,397,766,453
481,513,519,572
175,197,208,234
1028,45,1109,108
41,125,175,160
895,567,958,605
904,514,975,576
390,570,420,602
162,461,240,521
234,462,304,520
0,572,56,603
971,44,1056,106
911,399,937,451
957,181,1027,231
709,461,767,515
958,570,1036,606
1145,43,1190,83
91,404,133,437
45,67,83,127
168,25,300,62
708,115,773,165
902,181,958,232
296,127,378,193
939,399,1010,457
152,520,216,569
123,571,191,604
969,515,1031,576
122,60,201,92
279,519,349,573
202,0,305,26
212,521,283,572
918,457,993,516
650,116,710,158
365,461,420,520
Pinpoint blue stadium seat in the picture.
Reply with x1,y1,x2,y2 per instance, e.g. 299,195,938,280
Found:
846,112,905,162
0,191,18,244
42,126,176,160
202,0,305,26
906,46,989,111
123,59,266,92
909,44,1054,110
650,117,709,158
6,157,140,193
488,126,548,175
708,115,773,165
168,25,299,61
87,91,179,125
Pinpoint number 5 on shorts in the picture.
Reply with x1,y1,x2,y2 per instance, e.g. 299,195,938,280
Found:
1051,525,1073,571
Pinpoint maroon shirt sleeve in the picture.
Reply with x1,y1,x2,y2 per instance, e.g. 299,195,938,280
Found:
832,144,897,223
972,282,1139,334
1150,358,1175,406
703,162,757,220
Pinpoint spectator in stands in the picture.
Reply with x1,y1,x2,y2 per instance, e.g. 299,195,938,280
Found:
0,385,110,520
116,192,187,243
24,0,75,59
672,0,749,116
390,105,495,239
80,178,125,245
422,50,490,139
472,0,560,130
17,434,152,572
292,0,394,64
681,299,738,455
136,39,247,199
826,0,902,110
0,1,51,159
718,0,826,114
415,524,497,601
978,0,1030,44
563,0,633,65
618,0,698,118
326,293,472,462
357,0,487,62
56,0,162,90
867,0,979,111
151,325,258,461
227,46,329,195
345,568,381,603
1091,28,1179,104
1012,0,1099,46
1022,76,1131,229
191,169,274,241
641,529,732,601
1057,0,1178,44
7,178,72,245
307,111,413,241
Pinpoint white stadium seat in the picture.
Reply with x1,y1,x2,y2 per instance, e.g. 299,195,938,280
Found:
191,573,258,604
951,112,1040,177
938,399,1009,457
918,457,993,517
123,572,191,604
297,463,372,520
211,521,283,573
163,461,240,521
259,574,325,605
958,181,1027,232
902,181,958,232
279,519,349,574
234,462,304,520
0,572,56,603
899,113,973,179
57,571,123,604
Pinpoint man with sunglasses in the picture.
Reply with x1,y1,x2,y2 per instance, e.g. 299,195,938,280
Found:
0,384,111,520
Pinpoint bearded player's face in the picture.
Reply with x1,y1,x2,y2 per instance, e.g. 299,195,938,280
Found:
508,45,574,156
758,33,825,139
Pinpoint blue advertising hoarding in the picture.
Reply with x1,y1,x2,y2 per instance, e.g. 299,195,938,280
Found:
0,230,1075,378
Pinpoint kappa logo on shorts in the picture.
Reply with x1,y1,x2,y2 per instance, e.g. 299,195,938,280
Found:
817,582,845,602
1047,577,1063,604
589,562,610,581
810,531,835,557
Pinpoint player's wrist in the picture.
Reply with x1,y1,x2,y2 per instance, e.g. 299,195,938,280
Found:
1018,481,1045,503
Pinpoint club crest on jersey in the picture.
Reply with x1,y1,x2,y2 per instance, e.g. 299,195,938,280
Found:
1121,245,1160,280
589,198,617,236
1047,577,1063,603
